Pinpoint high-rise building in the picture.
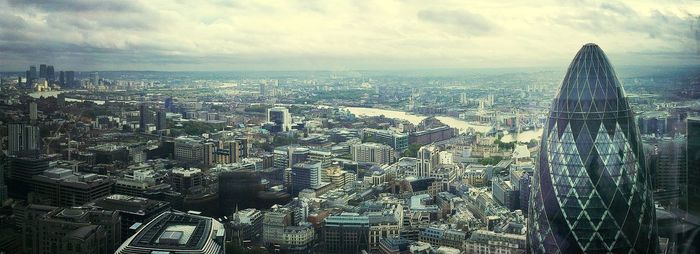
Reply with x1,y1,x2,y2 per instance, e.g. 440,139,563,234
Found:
267,107,292,132
59,71,65,85
39,64,47,79
65,71,75,87
115,211,225,254
647,136,687,208
216,139,247,164
139,103,151,133
46,65,55,81
290,161,322,194
0,155,8,204
259,82,267,97
8,123,40,156
687,117,700,215
29,65,37,81
155,109,167,130
29,101,38,123
92,71,99,85
527,44,658,253
417,145,439,177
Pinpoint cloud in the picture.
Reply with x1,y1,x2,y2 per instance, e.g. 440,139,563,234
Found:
0,0,697,71
417,9,496,36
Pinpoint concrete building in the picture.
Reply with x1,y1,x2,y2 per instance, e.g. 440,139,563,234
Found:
417,145,439,177
363,128,409,152
324,213,371,253
463,230,526,254
84,194,170,240
31,168,113,207
231,208,264,244
24,205,121,254
268,107,292,132
409,126,456,146
418,227,466,251
115,211,225,254
8,123,40,156
173,137,206,165
492,177,519,211
273,145,333,169
352,142,396,165
290,162,323,195
170,167,204,194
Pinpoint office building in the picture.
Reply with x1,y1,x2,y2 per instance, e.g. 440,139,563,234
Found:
418,227,466,251
527,43,658,253
688,117,700,215
378,237,411,254
8,156,51,195
170,167,204,194
39,64,47,79
92,72,99,86
363,128,409,151
29,101,38,123
216,139,248,164
261,206,313,252
31,168,113,207
46,65,54,81
409,126,457,146
84,194,170,240
649,136,687,207
463,230,527,254
417,145,439,177
139,103,152,133
0,155,7,204
66,71,75,87
155,109,167,130
492,177,519,211
290,162,322,195
24,205,121,254
273,145,333,169
268,107,292,132
115,211,225,254
8,123,40,156
28,65,37,81
173,137,206,164
351,142,396,165
324,213,371,253
231,208,264,244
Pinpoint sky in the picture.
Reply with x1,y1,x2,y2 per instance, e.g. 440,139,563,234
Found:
0,0,698,71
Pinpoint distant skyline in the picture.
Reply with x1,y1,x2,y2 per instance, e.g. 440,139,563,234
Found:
0,0,698,71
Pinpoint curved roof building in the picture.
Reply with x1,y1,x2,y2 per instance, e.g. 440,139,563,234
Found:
527,43,658,253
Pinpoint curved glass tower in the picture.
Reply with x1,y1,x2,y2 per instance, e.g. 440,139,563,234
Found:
527,43,658,253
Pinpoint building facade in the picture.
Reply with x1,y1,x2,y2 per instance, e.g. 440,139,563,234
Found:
527,44,658,253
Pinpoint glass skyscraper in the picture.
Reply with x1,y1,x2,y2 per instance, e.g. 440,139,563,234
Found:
527,43,658,253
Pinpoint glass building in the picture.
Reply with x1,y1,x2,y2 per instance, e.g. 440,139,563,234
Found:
527,43,658,253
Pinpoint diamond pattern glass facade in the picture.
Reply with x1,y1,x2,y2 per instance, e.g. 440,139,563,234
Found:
527,43,658,253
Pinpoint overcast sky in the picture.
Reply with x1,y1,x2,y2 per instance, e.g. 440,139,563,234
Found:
0,0,698,71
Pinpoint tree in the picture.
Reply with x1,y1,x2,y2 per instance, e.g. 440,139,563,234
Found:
402,144,422,158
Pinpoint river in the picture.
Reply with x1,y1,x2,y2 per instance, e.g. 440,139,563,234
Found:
344,106,542,142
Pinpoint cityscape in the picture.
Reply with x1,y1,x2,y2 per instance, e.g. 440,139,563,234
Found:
0,1,699,254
